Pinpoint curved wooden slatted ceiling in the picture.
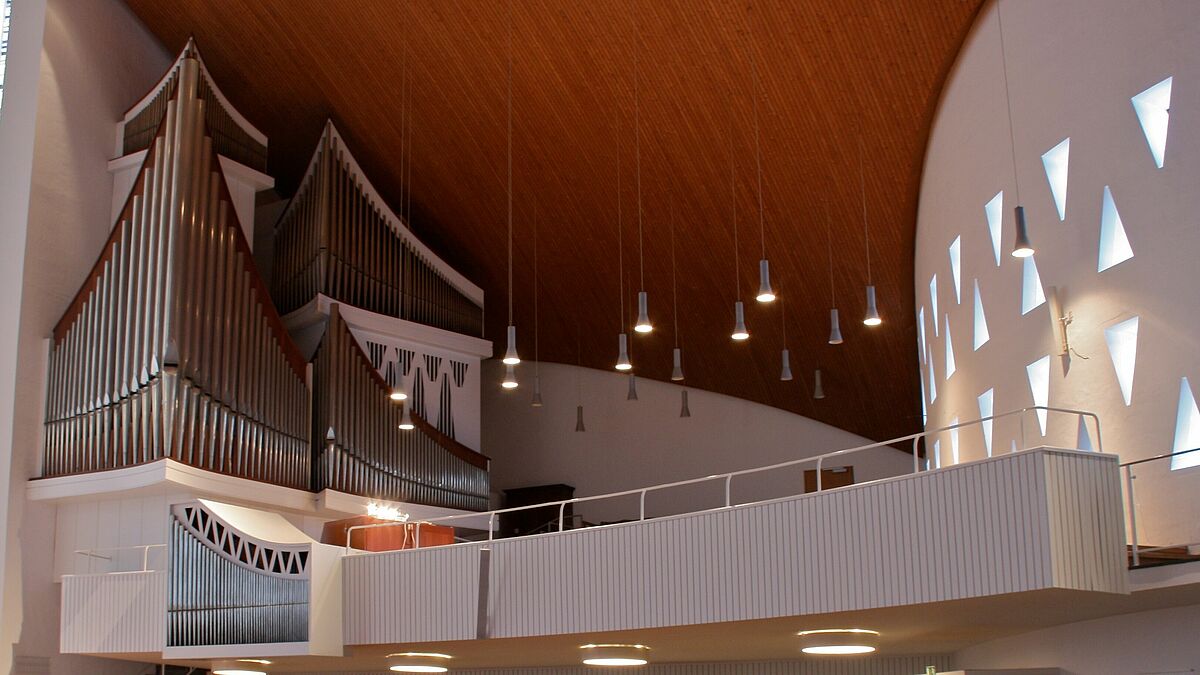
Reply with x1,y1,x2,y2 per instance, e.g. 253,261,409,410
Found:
124,0,984,443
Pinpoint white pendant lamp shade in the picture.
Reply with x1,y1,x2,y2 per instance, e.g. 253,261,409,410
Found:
615,333,632,371
756,259,776,302
386,652,453,672
813,369,826,399
680,390,691,417
502,363,518,389
671,347,684,381
580,644,651,667
503,324,520,364
575,405,586,432
531,376,544,407
627,374,639,400
863,285,882,326
828,308,844,344
389,387,408,401
731,301,749,341
399,404,415,430
1011,205,1034,257
780,348,793,381
634,291,653,333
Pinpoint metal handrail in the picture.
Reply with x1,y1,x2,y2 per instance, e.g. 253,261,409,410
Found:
1120,447,1200,567
73,544,167,574
345,406,1100,551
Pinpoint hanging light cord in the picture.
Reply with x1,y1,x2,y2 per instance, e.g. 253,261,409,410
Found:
826,199,835,306
506,0,514,326
400,16,409,227
634,2,645,294
406,39,414,228
780,289,787,345
616,109,624,332
533,202,539,373
671,201,678,348
731,109,740,300
859,135,871,285
750,13,766,259
996,1,1021,203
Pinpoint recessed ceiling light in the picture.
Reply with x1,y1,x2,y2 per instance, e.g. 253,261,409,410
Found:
213,670,265,675
796,628,880,655
386,652,452,673
579,643,651,667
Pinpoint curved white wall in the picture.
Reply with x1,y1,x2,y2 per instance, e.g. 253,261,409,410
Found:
482,361,913,525
915,0,1200,545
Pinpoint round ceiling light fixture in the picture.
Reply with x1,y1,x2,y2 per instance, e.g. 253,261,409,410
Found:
212,660,271,675
386,652,453,673
796,628,880,655
579,643,651,667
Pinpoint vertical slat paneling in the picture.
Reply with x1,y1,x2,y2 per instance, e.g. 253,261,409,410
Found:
60,571,166,654
344,449,1123,646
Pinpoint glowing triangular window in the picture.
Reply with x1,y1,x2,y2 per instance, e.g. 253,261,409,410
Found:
1132,76,1172,169
928,343,937,403
985,192,1003,267
949,237,962,304
933,439,942,470
930,275,939,336
1022,256,1046,315
945,315,956,379
978,388,994,457
1041,138,1070,221
1098,185,1134,272
1104,316,1139,406
918,306,927,365
1171,378,1200,470
1026,355,1051,436
973,279,989,350
1077,416,1093,452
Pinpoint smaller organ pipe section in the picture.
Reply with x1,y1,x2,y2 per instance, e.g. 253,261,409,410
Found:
168,502,309,646
314,305,489,511
271,124,484,336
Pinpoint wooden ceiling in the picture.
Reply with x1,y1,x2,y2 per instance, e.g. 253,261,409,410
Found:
124,0,984,444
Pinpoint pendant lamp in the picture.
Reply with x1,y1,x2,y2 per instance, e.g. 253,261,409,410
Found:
501,2,520,366
781,348,793,381
826,201,844,344
502,363,518,390
859,137,882,327
997,2,1035,258
631,5,652,334
670,201,684,381
747,16,774,304
680,390,692,418
399,404,415,430
813,369,826,399
627,374,638,401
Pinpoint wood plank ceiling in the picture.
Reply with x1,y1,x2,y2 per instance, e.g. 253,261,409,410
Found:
124,0,984,444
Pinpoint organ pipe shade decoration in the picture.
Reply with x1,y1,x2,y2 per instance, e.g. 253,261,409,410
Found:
271,122,484,337
43,42,492,514
168,502,309,646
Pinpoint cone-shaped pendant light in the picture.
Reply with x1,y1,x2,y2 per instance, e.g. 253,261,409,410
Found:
616,333,632,371
829,309,844,344
575,405,586,432
501,2,520,366
531,376,544,407
680,390,692,418
671,348,684,381
1011,205,1034,257
813,369,826,399
732,301,749,341
780,348,793,381
502,363,518,389
389,387,408,402
997,3,1035,259
634,292,652,333
399,404,415,430
859,136,882,327
863,286,882,326
748,15,774,305
627,374,639,401
825,201,844,344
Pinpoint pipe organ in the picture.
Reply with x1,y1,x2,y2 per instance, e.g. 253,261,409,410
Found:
41,41,490,512
271,123,485,337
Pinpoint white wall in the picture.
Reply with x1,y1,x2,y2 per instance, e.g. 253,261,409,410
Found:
482,360,914,524
0,0,170,671
954,602,1200,675
914,0,1200,546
